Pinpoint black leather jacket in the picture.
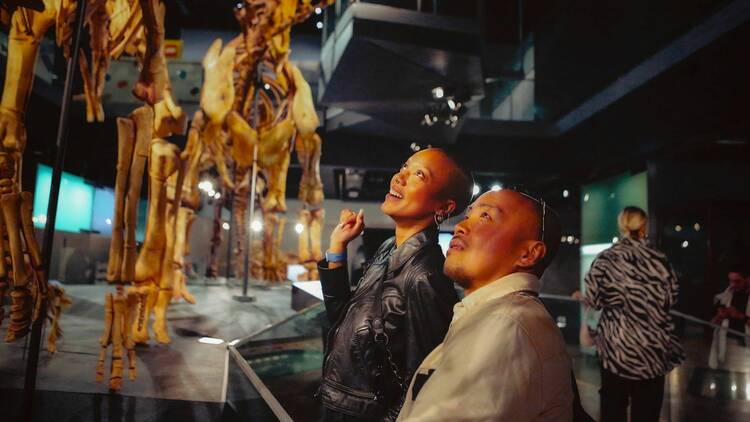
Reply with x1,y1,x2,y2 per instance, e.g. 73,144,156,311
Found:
318,227,459,421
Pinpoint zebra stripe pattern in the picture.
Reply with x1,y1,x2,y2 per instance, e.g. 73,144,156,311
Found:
584,237,686,380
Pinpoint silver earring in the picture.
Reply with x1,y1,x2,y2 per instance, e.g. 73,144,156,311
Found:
434,211,447,226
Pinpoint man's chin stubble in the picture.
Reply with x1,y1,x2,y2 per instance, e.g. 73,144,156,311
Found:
444,263,470,288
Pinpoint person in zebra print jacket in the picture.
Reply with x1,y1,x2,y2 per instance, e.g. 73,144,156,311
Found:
582,206,685,422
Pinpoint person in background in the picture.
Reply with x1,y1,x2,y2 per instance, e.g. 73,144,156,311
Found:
709,264,750,367
397,188,575,421
576,206,684,422
317,148,473,421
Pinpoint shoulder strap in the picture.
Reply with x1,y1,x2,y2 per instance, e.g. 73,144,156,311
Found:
371,259,410,396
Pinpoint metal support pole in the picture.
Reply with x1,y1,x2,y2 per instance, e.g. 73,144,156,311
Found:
235,72,261,302
241,142,259,297
225,173,235,279
23,1,87,420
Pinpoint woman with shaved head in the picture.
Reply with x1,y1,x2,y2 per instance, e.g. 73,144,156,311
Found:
317,148,473,421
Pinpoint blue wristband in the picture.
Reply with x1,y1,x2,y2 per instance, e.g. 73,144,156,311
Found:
325,250,347,263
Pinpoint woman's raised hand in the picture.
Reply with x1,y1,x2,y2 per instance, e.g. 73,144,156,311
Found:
329,209,365,253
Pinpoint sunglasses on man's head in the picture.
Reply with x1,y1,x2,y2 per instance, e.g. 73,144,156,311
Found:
503,186,547,242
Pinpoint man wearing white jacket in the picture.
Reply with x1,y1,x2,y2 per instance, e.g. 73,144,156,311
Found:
398,189,573,422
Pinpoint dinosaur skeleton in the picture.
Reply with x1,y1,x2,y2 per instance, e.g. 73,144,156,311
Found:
222,0,329,282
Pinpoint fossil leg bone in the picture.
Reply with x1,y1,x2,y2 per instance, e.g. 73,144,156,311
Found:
132,0,167,105
1,193,32,342
171,207,196,304
133,138,180,343
152,156,185,344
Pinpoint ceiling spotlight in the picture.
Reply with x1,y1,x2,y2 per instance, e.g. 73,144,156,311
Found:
563,189,569,198
214,192,221,200
422,114,433,126
431,86,444,99
681,240,689,248
447,98,456,110
491,184,502,192
675,225,682,232
694,223,701,231
472,184,480,196
566,236,574,244
295,223,305,234
316,21,323,29
612,236,618,243
263,83,271,90
583,193,590,202
251,219,263,232
222,222,230,231
315,7,322,14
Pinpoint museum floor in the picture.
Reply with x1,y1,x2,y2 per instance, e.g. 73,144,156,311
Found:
0,282,296,422
2,282,750,421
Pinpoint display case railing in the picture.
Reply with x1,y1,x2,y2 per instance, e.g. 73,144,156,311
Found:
227,291,750,421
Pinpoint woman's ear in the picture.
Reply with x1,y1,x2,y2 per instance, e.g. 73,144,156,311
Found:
441,200,457,218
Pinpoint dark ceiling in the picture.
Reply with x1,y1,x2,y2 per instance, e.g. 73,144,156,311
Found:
10,0,750,197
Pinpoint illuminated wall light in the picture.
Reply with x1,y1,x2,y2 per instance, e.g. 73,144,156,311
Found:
222,222,230,231
563,189,569,198
295,223,305,234
105,218,112,225
472,184,480,196
731,384,737,392
251,219,263,232
556,315,567,328
709,382,716,390
199,180,213,192
198,337,224,345
583,193,590,202
316,21,323,29
675,225,683,232
681,240,689,248
431,86,444,99
490,184,502,192
581,243,612,256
